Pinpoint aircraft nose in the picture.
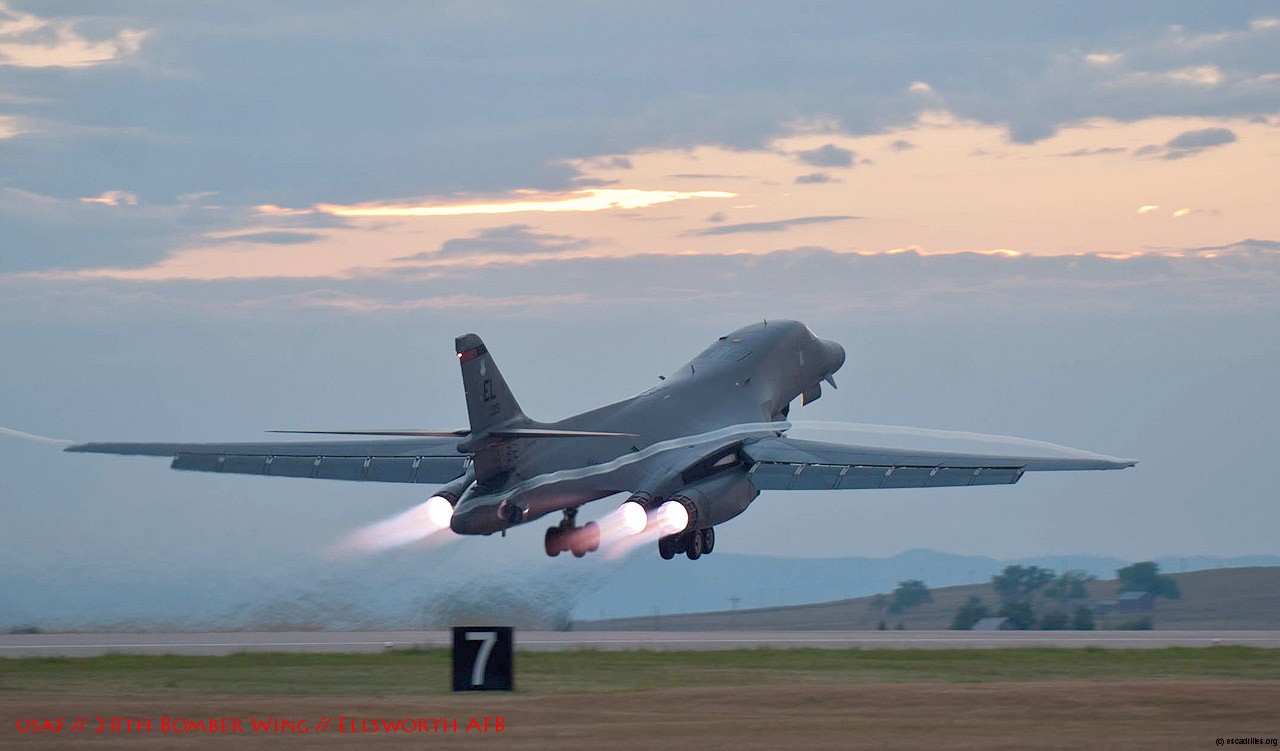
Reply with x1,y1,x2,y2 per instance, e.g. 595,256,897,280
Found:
822,339,846,372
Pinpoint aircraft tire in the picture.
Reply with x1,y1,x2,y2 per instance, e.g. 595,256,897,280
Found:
686,529,703,560
582,521,601,553
701,527,715,554
658,536,676,560
544,527,563,557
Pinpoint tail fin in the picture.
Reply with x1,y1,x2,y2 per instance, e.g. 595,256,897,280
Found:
456,333,527,435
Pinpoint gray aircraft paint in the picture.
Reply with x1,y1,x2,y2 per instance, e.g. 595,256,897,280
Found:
66,320,1133,555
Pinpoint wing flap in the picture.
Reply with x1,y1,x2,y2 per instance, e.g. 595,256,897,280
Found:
743,436,1133,491
67,437,467,484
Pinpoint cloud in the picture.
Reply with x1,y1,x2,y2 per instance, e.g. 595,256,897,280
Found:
668,174,749,180
398,224,589,261
888,139,916,151
587,156,633,170
794,172,833,184
1084,52,1123,66
1059,146,1126,157
79,190,138,207
1181,238,1280,256
959,15,1280,143
0,186,249,273
10,240,1280,326
0,113,31,138
794,144,854,168
215,231,324,245
1135,127,1238,160
317,188,735,217
689,215,859,236
1124,65,1225,88
0,4,1276,218
1171,207,1222,219
252,289,598,314
1164,127,1237,158
0,2,149,68
18,110,1274,283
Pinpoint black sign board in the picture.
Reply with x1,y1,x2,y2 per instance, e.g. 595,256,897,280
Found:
451,626,514,691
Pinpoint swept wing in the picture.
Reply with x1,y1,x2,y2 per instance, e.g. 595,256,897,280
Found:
65,437,467,484
742,436,1135,490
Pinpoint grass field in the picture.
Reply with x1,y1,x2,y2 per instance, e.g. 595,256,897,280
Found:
3,648,1278,749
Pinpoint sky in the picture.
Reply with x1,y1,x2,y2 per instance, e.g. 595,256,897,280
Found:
1,2,1278,625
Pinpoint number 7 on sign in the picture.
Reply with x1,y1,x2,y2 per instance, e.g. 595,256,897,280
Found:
465,631,498,686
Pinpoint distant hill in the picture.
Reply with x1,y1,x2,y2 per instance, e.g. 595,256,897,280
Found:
572,550,1280,621
576,566,1280,631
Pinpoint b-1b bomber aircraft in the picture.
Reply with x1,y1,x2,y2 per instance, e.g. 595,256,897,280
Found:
68,321,1134,560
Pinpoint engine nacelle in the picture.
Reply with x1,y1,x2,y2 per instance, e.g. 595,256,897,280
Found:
667,469,759,531
433,473,475,506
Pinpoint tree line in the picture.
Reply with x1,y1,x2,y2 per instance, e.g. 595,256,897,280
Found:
872,561,1180,630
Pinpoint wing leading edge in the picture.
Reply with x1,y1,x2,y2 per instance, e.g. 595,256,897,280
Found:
741,436,1135,491
64,437,468,484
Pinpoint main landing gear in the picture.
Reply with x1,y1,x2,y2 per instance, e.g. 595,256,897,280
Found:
544,507,600,558
658,527,715,561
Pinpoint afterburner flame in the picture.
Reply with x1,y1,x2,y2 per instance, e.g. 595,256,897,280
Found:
596,500,693,561
619,501,648,536
423,495,454,527
331,495,457,555
656,500,690,535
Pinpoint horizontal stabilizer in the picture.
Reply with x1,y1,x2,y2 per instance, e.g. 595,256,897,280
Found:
269,428,636,439
489,428,639,439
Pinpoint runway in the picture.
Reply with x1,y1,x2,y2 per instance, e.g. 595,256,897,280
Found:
3,630,1278,657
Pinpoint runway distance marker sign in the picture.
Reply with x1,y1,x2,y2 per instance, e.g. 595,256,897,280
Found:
452,627,513,691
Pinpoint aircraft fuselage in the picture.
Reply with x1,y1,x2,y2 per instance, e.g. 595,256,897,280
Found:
448,320,845,534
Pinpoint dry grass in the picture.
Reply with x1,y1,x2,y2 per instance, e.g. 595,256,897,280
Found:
3,648,1278,749
3,681,1276,750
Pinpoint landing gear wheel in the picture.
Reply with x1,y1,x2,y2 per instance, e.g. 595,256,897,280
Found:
582,521,601,553
658,535,676,560
686,529,703,560
572,547,586,558
544,527,563,557
701,527,715,555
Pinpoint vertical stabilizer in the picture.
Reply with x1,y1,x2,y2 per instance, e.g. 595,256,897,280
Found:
456,334,527,435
